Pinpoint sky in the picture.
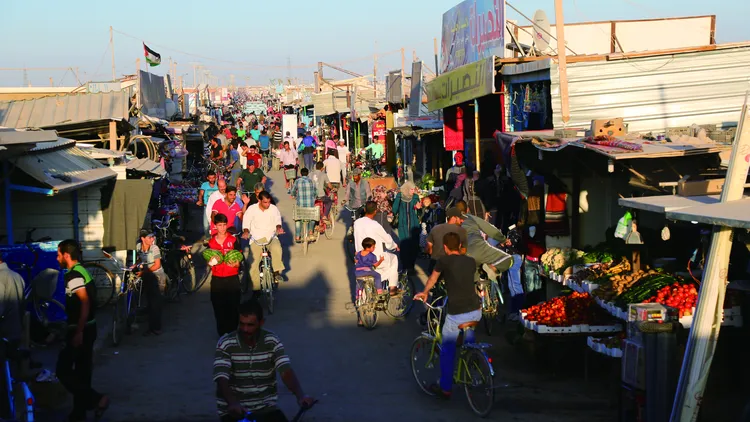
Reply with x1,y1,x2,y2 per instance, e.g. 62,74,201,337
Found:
1,0,748,88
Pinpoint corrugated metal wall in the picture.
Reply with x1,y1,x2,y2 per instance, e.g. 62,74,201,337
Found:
550,46,750,133
0,185,105,251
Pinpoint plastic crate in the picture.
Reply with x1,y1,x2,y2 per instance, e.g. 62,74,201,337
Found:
293,205,320,221
284,168,297,179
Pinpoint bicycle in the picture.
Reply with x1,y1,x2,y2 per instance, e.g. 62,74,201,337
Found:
292,205,320,256
240,400,318,422
410,298,495,417
251,235,278,315
343,205,360,263
80,251,119,309
314,198,334,241
111,266,144,347
352,270,416,330
0,338,34,422
476,264,506,336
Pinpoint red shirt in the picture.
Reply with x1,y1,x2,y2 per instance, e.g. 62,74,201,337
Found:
208,234,240,277
223,128,232,138
245,152,262,168
211,199,242,234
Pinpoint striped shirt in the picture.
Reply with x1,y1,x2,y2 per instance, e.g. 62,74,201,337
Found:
291,176,316,208
213,330,291,416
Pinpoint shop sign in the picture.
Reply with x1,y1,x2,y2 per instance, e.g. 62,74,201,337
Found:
441,0,505,73
425,56,495,112
87,82,122,94
373,120,386,142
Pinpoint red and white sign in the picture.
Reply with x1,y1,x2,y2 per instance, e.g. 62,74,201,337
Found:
373,120,386,142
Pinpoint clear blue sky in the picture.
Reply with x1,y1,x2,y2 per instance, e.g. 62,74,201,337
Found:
1,0,746,87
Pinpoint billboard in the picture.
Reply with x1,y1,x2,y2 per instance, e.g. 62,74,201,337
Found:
426,56,495,112
408,62,424,117
441,0,505,73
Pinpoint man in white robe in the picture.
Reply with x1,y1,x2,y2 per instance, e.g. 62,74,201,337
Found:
353,200,400,291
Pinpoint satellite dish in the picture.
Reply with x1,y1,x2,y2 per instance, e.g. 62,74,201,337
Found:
532,9,552,54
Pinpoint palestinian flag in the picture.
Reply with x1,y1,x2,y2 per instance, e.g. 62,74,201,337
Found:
143,43,161,67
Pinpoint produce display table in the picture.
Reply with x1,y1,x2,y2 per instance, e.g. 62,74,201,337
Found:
587,335,623,358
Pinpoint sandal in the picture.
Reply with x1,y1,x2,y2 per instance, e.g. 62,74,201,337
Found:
94,395,110,422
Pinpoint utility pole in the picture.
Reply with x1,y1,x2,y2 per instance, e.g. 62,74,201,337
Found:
434,37,440,76
49,77,54,87
373,51,378,98
554,0,570,124
400,48,405,103
73,67,80,86
317,62,323,92
110,26,116,81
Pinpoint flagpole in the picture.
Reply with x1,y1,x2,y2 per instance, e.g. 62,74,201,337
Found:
136,58,141,111
110,26,116,81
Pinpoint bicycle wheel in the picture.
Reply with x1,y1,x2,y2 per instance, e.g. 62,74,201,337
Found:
385,273,415,319
191,269,211,294
302,221,309,256
178,255,196,294
263,270,275,315
83,262,115,309
463,348,495,417
112,293,126,346
32,296,66,339
361,282,378,330
410,335,442,396
324,217,334,240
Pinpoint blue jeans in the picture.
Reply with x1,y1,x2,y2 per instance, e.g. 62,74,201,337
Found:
202,208,210,236
295,220,313,238
303,153,314,170
440,308,482,392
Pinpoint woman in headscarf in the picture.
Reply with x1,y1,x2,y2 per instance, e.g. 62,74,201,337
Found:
392,181,421,274
371,185,396,237
463,169,487,218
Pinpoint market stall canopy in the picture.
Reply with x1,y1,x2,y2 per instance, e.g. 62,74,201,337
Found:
618,195,725,213
0,127,58,159
125,157,167,177
101,179,153,251
311,89,376,117
665,198,750,229
11,138,117,195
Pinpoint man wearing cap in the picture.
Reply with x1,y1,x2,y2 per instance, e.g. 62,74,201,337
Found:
136,230,165,336
426,207,468,273
237,160,266,195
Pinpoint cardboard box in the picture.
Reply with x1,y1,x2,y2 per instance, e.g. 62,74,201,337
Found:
367,176,397,191
591,118,626,137
678,177,725,196
628,303,678,323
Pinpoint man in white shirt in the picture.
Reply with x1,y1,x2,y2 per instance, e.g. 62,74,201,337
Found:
323,153,341,185
238,142,249,169
353,201,399,293
336,139,350,185
283,132,295,150
277,141,298,190
242,191,285,291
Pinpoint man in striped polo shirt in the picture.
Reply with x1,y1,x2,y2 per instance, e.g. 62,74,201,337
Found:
214,300,314,422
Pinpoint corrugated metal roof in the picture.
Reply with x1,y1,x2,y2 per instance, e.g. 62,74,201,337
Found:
311,90,376,116
125,158,166,176
14,144,117,194
666,198,750,229
0,128,58,146
549,46,750,133
0,91,130,130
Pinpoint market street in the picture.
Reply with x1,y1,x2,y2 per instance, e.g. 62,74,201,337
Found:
35,170,613,422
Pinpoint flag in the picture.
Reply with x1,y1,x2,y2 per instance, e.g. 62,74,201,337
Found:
143,43,161,67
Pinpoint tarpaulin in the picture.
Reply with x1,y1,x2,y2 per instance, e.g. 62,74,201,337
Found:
102,179,153,251
444,106,464,151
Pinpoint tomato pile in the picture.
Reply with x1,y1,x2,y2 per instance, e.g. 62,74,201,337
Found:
522,292,597,327
642,282,698,318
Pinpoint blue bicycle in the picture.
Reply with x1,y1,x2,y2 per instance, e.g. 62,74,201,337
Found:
0,338,35,421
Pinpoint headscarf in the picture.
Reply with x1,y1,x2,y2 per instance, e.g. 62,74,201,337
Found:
372,185,391,213
400,181,416,202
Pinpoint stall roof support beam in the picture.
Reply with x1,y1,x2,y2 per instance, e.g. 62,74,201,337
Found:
8,184,55,196
3,161,13,244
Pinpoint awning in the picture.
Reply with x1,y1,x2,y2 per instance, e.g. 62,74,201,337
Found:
0,128,59,146
125,158,167,177
618,195,725,214
0,91,130,130
665,198,750,229
12,141,117,195
102,179,153,251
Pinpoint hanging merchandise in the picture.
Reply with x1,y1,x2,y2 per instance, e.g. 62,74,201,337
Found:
523,84,532,113
614,211,633,239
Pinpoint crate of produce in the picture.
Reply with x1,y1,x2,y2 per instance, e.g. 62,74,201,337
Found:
588,324,624,333
284,168,298,179
536,324,581,334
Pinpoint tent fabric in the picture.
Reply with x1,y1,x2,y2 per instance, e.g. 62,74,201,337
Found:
101,179,153,251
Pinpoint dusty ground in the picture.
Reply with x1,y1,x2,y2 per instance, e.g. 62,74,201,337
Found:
33,170,616,422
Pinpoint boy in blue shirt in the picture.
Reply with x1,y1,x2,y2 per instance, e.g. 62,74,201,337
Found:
354,237,385,293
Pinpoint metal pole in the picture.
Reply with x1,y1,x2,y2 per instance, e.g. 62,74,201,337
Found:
401,48,406,104
554,0,571,124
474,99,480,169
72,191,80,242
110,26,116,81
3,161,13,244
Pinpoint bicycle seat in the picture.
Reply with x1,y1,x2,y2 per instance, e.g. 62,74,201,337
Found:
458,321,479,330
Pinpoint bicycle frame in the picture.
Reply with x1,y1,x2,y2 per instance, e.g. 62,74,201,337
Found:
1,340,35,422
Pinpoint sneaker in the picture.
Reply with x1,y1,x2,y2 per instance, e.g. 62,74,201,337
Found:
427,383,451,400
274,272,284,284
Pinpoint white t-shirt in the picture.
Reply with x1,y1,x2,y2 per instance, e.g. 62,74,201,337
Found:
337,146,350,164
323,156,341,183
238,147,248,169
242,203,282,241
205,190,225,221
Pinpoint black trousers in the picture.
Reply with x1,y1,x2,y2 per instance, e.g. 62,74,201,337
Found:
142,271,163,332
56,325,102,419
211,275,240,336
220,408,288,422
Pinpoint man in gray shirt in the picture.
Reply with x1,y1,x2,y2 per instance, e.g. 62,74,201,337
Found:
343,169,372,210
426,207,468,272
0,255,24,343
312,161,333,221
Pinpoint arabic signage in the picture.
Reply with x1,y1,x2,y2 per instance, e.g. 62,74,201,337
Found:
425,56,495,112
87,82,122,94
372,120,386,142
441,0,505,74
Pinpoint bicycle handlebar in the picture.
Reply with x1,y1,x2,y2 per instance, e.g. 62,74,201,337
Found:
250,234,278,246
